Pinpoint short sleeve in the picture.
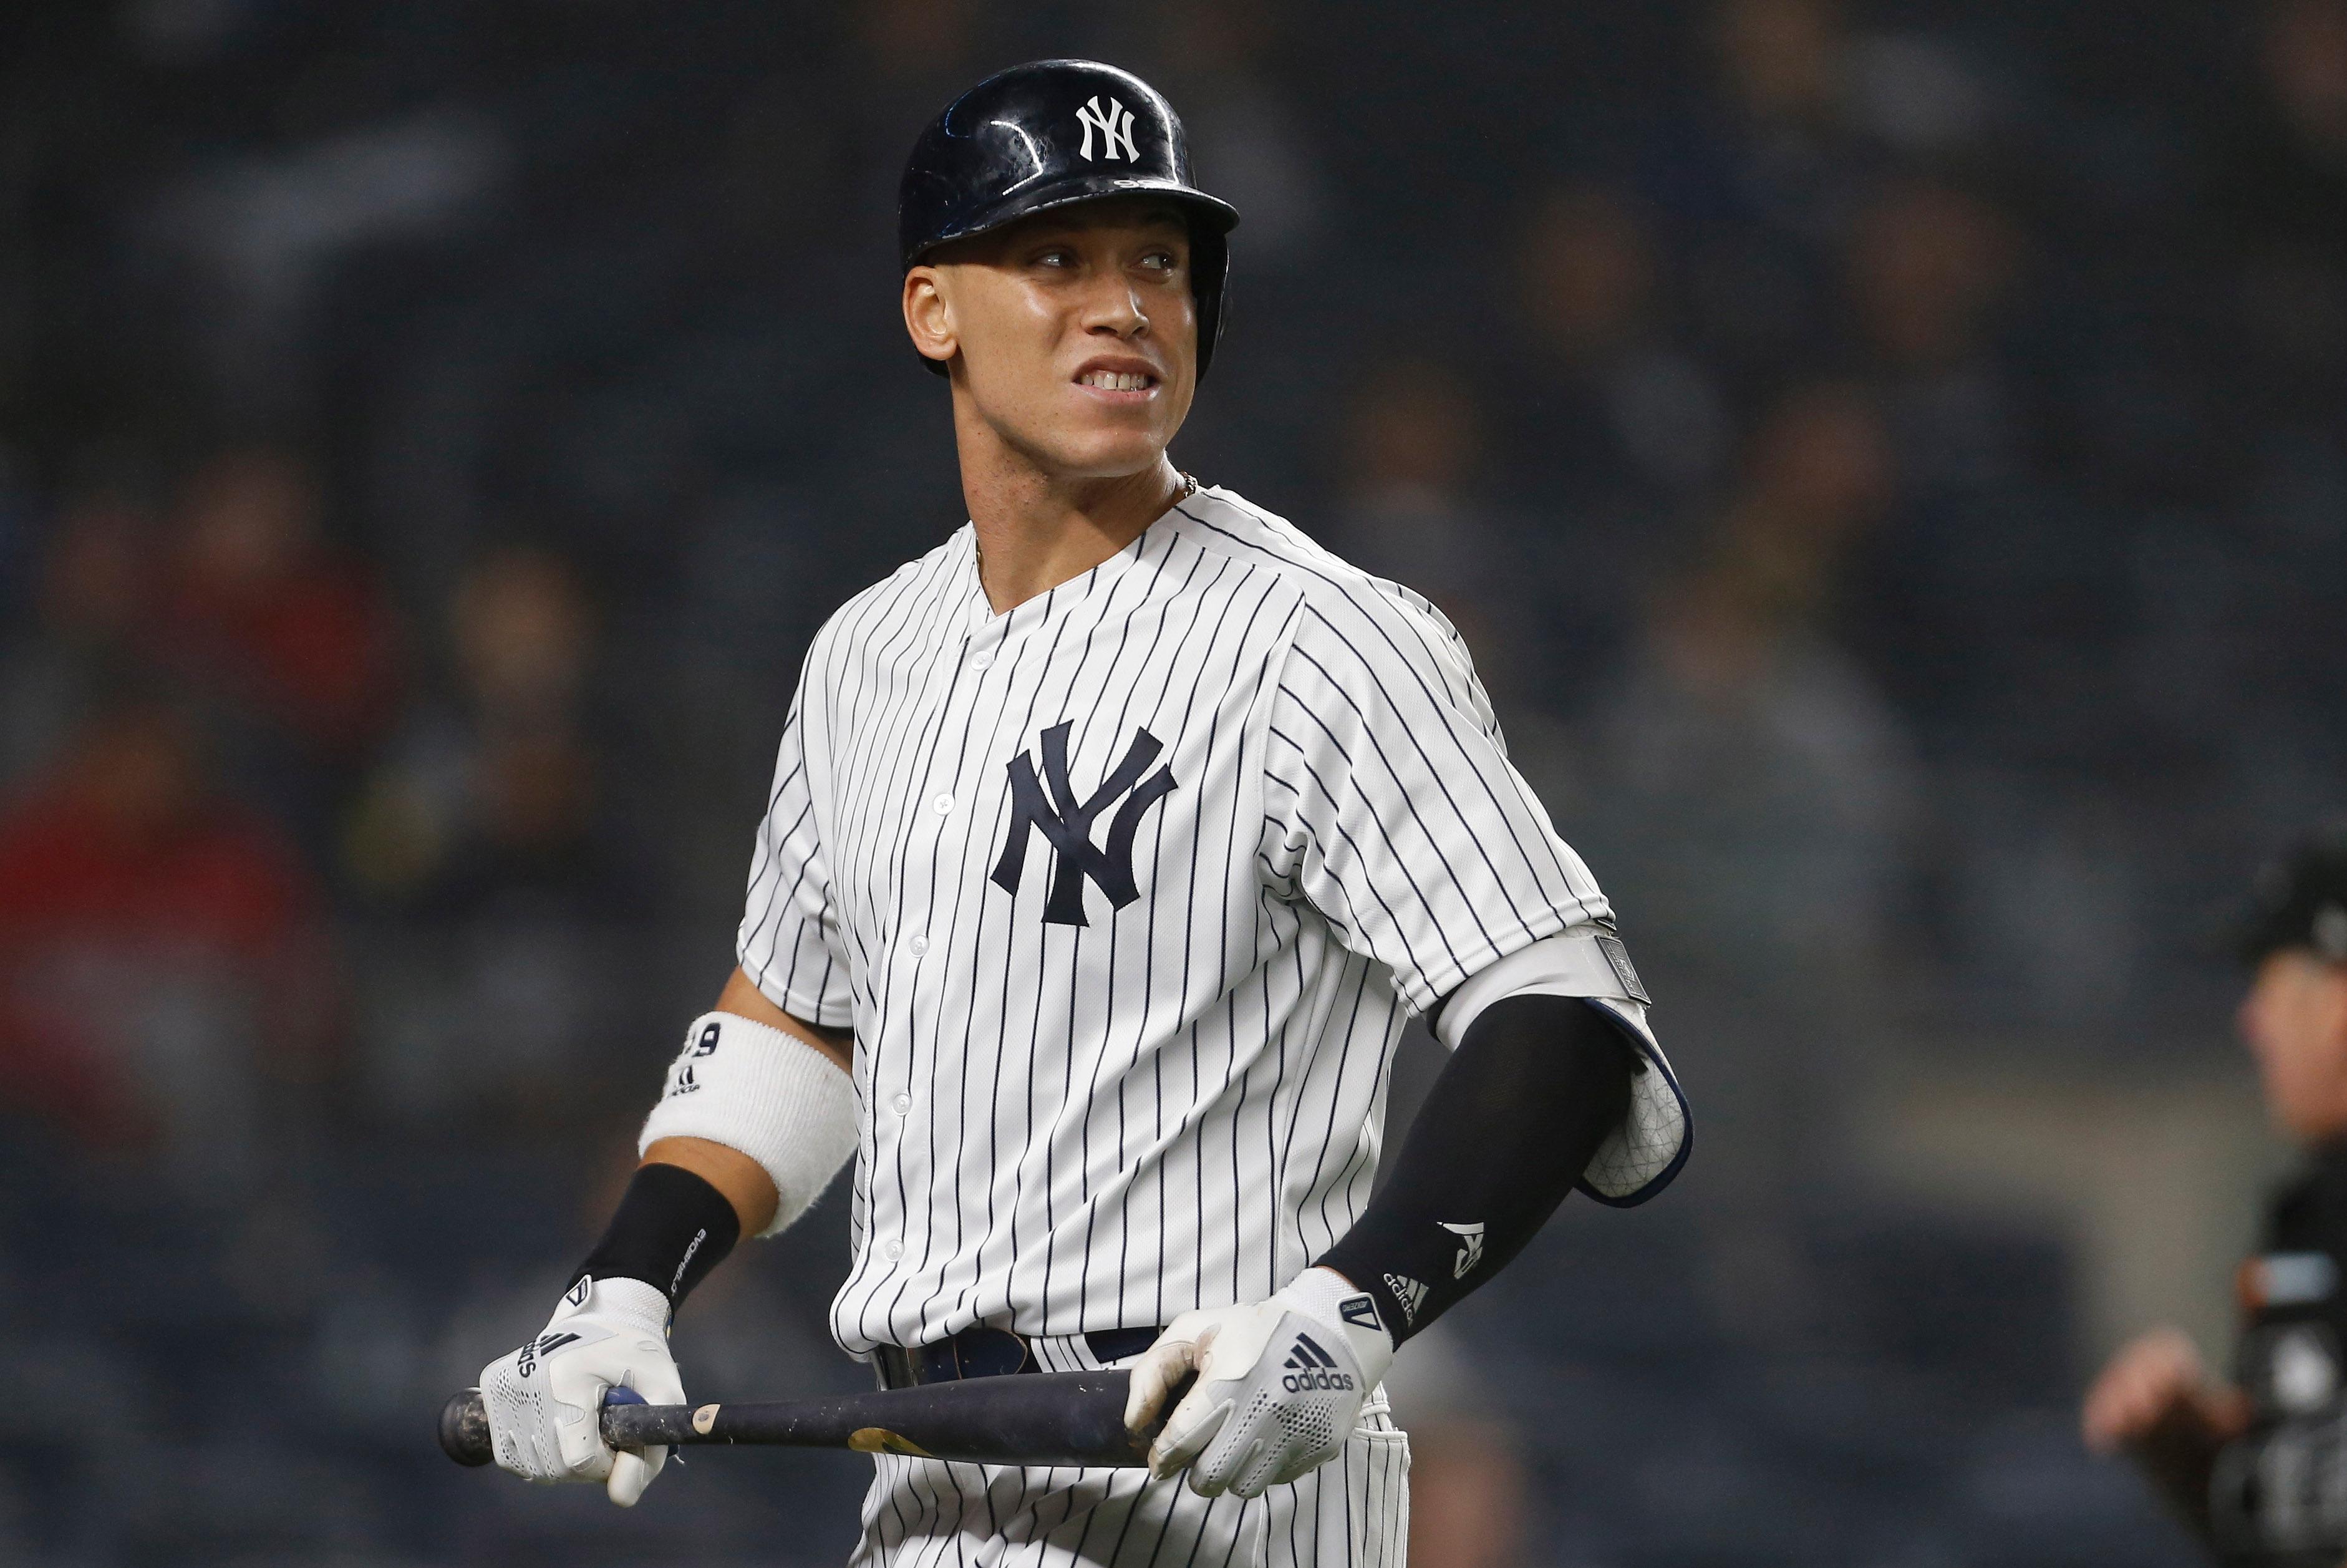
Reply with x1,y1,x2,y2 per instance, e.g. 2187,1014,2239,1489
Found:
736,690,855,1030
1259,584,1612,1014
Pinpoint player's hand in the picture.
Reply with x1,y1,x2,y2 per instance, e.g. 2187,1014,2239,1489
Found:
1124,1267,1395,1498
2081,1327,2247,1454
479,1276,685,1506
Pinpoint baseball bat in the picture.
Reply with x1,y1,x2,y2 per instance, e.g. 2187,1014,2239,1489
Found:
440,1369,1178,1470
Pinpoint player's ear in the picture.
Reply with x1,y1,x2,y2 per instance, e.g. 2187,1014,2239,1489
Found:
903,266,958,369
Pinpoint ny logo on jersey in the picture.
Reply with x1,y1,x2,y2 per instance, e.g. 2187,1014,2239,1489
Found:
991,721,1177,927
1075,95,1138,162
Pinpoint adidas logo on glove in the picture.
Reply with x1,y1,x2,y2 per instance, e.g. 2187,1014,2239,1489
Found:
515,1330,580,1379
1278,1331,1355,1393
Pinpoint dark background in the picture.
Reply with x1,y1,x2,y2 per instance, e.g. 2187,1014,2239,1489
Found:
1,1,2340,1562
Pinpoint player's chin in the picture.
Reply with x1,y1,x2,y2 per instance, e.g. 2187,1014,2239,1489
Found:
1045,420,1178,479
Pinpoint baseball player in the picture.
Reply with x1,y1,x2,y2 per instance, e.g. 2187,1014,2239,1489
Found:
474,59,1690,1566
2084,827,2347,1562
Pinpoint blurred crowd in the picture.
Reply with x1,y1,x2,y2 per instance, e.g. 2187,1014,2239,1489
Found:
1,1,2340,1563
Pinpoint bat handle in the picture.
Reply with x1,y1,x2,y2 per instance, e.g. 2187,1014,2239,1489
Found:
437,1385,651,1468
438,1388,493,1467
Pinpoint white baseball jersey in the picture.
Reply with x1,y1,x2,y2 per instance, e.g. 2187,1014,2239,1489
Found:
737,485,1675,1357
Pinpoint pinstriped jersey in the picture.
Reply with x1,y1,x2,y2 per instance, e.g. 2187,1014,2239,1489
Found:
738,485,1628,1356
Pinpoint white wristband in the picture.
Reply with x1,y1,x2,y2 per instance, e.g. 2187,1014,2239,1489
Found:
637,1012,858,1238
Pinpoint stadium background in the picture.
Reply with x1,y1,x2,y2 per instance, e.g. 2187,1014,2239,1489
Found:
0,0,2338,1562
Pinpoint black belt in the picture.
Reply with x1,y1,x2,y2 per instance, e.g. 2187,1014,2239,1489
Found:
873,1324,1163,1390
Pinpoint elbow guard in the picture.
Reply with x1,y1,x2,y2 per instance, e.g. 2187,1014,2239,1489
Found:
1436,929,1690,1206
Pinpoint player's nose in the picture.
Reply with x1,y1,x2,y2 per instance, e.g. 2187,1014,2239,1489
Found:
1077,275,1150,340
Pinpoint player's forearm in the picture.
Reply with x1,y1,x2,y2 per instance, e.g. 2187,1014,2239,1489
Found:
642,967,853,1238
568,975,858,1319
571,1159,745,1317
634,974,859,1243
643,1136,780,1236
1316,994,1636,1340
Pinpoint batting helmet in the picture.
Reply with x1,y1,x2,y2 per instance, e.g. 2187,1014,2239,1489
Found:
899,60,1241,379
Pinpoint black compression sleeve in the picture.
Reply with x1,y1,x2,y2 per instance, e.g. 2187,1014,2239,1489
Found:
1316,994,1636,1342
569,1162,743,1315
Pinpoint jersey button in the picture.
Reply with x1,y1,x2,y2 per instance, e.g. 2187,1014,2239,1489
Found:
882,1239,904,1260
969,650,994,672
931,793,954,815
891,1093,912,1115
907,934,929,957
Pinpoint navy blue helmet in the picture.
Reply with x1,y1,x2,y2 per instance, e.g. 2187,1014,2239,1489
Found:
899,60,1241,379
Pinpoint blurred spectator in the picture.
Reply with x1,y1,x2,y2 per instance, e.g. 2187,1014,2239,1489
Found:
2220,1,2347,400
1713,0,1848,138
1585,379,1915,992
1146,0,1328,264
1578,383,1916,1309
1662,0,1877,373
1322,358,1639,823
1848,182,2020,378
1846,178,2025,496
343,546,651,1131
452,544,595,737
1322,357,1590,743
856,0,977,91
1328,358,1501,611
0,482,160,791
834,0,984,230
2228,0,2347,266
345,545,598,899
0,689,331,1178
150,444,399,766
1501,181,1731,509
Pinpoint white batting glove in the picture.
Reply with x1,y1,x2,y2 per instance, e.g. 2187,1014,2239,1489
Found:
1123,1267,1395,1498
478,1276,686,1507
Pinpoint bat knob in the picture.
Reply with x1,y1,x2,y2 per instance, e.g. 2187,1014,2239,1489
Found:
439,1388,495,1467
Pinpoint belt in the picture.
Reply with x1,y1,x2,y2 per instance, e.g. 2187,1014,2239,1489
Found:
873,1324,1164,1390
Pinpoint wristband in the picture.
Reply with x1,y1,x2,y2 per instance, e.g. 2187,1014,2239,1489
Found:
637,1010,859,1237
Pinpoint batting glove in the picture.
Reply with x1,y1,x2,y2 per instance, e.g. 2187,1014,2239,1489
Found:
1124,1267,1395,1498
478,1275,686,1507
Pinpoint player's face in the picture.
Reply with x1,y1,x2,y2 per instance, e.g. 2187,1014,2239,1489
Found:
909,201,1198,478
2240,951,2347,1141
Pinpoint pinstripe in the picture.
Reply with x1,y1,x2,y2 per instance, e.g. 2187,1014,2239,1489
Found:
1176,498,1596,922
735,491,1583,1560
734,488,1617,1353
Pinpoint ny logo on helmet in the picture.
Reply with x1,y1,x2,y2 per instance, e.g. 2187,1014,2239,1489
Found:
1076,95,1139,162
991,722,1176,926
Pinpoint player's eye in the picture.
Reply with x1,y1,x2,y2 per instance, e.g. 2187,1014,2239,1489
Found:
1137,249,1178,276
1033,246,1078,269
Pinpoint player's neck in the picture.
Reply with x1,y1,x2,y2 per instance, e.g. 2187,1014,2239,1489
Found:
959,442,1187,615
